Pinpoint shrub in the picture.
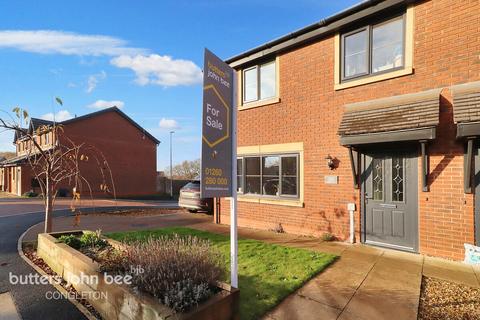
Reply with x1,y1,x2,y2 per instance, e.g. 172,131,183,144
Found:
57,188,69,197
58,230,107,250
80,230,108,249
270,223,285,234
121,235,225,312
58,234,82,249
22,191,38,198
321,232,336,242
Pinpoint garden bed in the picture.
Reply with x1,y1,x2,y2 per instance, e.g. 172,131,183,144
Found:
107,227,337,320
37,230,239,320
418,276,480,320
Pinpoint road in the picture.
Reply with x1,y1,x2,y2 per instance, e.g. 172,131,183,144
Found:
0,198,176,217
0,198,177,320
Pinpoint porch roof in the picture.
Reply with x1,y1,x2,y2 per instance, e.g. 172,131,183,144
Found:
451,81,480,138
0,154,27,167
338,88,442,146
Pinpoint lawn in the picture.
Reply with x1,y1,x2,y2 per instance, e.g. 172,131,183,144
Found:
107,227,336,320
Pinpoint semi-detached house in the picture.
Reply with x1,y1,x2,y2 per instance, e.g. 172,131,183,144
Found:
218,0,480,260
0,107,159,198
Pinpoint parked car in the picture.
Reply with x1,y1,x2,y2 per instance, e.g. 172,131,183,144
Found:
178,181,213,213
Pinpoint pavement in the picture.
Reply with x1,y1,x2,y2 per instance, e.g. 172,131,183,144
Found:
0,197,177,217
0,198,178,320
21,211,480,320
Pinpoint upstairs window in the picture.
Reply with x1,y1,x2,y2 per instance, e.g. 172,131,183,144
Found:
242,60,276,104
341,15,405,81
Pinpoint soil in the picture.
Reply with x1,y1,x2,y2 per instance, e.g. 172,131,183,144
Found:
22,244,103,320
418,276,480,320
84,207,184,216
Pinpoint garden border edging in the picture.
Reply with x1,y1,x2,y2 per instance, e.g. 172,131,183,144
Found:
37,230,239,320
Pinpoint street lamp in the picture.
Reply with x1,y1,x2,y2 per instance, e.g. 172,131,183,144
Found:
169,131,174,198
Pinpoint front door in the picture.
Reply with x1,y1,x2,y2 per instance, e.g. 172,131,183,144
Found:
362,151,418,251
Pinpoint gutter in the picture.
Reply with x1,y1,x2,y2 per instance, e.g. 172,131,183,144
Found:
226,0,415,68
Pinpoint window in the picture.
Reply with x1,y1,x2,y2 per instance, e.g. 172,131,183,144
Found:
45,133,50,145
281,156,298,196
237,158,243,193
238,154,298,198
242,60,276,104
262,156,280,196
245,157,261,194
341,15,405,81
372,158,384,201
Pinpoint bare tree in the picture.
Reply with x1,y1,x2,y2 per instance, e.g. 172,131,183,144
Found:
165,159,200,180
0,98,115,233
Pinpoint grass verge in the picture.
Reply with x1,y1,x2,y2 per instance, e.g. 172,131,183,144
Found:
107,227,336,320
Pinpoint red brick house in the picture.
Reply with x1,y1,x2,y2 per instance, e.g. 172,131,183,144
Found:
218,0,480,260
0,107,159,197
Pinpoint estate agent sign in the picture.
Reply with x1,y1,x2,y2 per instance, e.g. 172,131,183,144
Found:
201,48,235,198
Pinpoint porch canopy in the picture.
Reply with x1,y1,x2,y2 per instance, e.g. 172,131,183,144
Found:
451,81,480,193
0,154,27,167
338,88,442,146
452,81,480,138
338,88,442,190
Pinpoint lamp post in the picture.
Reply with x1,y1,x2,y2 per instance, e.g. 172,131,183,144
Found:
169,131,174,198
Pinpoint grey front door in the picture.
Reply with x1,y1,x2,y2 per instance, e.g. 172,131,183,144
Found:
362,151,418,251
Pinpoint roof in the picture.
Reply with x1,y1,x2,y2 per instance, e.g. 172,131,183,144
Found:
61,107,160,144
16,107,160,145
30,118,53,129
450,81,480,124
226,0,415,68
338,88,442,137
0,154,28,166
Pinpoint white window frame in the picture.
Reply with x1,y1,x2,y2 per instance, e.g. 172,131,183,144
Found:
242,60,277,104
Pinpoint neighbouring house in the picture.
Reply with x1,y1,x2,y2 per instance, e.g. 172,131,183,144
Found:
0,107,159,197
218,0,480,261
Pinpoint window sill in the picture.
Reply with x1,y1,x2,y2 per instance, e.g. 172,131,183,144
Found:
229,195,304,207
334,67,413,91
239,97,280,111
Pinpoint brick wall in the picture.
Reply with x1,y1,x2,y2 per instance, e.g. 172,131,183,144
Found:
220,0,480,260
60,111,157,197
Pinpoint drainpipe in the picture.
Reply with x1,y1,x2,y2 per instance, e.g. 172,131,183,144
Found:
347,203,356,243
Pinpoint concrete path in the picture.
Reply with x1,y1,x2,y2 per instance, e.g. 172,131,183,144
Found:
0,292,21,320
181,221,480,320
21,212,480,320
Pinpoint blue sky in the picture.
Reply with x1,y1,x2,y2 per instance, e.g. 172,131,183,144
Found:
0,0,359,170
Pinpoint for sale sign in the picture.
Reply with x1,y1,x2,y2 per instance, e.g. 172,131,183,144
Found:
201,48,235,198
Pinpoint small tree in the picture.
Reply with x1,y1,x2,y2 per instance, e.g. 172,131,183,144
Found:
165,159,200,180
0,98,115,232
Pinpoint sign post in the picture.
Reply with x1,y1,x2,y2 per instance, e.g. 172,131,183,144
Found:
201,48,238,287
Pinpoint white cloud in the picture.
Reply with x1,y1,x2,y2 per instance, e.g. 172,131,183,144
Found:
41,110,73,122
110,54,202,87
87,100,124,109
159,118,179,130
86,70,106,93
0,30,146,56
